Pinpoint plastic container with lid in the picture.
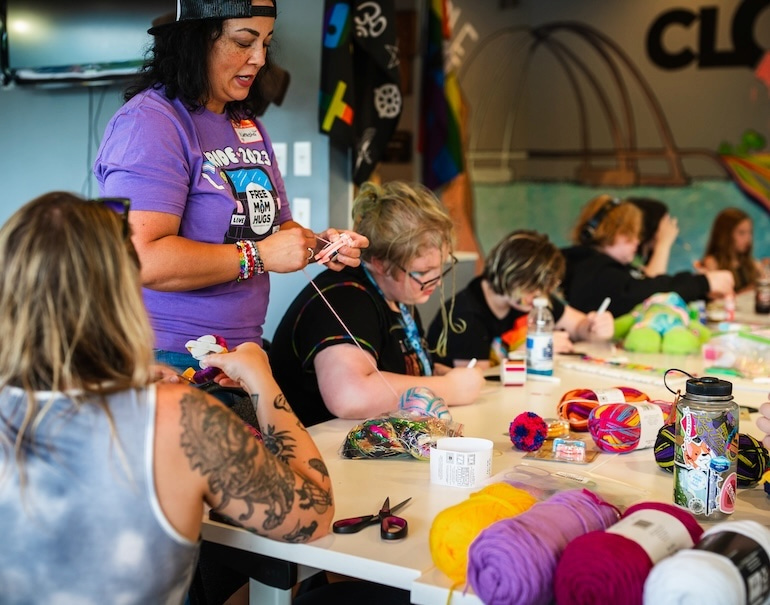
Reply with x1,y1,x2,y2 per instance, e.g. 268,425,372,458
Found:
672,375,738,520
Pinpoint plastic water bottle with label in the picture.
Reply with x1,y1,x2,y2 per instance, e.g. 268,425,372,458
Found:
526,297,554,376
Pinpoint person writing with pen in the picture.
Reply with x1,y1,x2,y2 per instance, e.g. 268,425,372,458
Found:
428,230,614,369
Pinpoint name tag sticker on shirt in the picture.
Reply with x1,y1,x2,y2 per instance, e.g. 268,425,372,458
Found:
232,120,263,144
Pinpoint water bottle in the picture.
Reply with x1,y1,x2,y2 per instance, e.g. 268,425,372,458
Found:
526,297,554,376
673,376,738,520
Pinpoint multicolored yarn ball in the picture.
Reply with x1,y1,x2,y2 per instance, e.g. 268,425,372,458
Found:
398,386,451,421
653,423,677,472
737,433,769,486
588,401,671,453
554,501,703,605
557,386,650,431
429,482,537,585
509,412,548,451
653,423,769,487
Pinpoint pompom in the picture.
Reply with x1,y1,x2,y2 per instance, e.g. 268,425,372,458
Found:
509,412,548,451
399,386,451,421
654,423,769,487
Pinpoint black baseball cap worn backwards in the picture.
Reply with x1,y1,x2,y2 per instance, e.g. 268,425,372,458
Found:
149,0,277,34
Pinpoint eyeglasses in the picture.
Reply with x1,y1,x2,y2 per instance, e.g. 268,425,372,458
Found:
398,255,458,291
91,197,130,237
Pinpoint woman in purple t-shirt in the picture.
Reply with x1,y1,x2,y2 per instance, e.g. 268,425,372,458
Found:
95,0,367,372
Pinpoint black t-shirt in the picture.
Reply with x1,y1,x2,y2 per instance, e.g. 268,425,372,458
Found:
561,245,710,316
269,266,430,427
427,277,565,366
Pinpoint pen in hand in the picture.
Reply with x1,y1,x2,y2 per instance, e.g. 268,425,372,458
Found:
597,297,611,315
467,358,478,369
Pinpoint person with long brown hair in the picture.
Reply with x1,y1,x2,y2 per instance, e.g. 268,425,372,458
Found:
700,207,763,292
0,192,333,603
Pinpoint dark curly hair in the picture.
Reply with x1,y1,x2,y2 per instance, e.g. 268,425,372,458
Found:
125,19,274,122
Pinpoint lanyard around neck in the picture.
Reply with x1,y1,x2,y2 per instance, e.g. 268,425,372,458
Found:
362,265,433,376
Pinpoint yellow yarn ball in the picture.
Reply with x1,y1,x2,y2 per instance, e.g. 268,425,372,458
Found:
429,482,538,584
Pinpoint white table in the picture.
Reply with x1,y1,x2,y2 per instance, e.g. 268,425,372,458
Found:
202,344,770,605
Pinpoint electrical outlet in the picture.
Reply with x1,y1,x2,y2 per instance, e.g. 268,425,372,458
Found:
292,197,311,227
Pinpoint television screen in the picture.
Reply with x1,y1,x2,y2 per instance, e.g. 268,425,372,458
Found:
2,0,172,83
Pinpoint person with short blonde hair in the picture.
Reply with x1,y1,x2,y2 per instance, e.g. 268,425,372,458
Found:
562,195,734,316
270,181,484,427
0,191,334,603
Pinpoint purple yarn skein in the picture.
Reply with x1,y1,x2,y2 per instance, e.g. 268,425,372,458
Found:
467,489,618,605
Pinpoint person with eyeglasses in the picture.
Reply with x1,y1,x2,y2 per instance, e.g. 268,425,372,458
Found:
427,230,615,369
93,0,367,374
0,191,334,604
269,181,485,427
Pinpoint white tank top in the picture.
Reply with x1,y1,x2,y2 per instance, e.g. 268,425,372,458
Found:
0,384,199,604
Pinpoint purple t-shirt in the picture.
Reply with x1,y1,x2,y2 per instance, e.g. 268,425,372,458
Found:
94,88,291,352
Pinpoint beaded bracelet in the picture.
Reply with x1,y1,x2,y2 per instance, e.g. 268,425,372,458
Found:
235,240,265,282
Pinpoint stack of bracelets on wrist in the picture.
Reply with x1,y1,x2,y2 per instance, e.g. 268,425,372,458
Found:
235,240,265,282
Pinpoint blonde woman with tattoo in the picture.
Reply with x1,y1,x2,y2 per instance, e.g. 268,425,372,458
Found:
0,192,333,604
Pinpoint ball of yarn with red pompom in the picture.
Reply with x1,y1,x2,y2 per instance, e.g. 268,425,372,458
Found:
557,386,650,431
509,412,548,451
553,501,703,605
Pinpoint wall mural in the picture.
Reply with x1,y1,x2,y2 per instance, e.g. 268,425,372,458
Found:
445,0,770,268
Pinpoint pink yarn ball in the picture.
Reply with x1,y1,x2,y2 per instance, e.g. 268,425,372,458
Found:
553,501,703,605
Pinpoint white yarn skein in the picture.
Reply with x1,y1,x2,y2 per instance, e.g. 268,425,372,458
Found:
643,520,770,605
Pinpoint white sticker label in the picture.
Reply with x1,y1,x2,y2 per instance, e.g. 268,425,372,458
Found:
594,388,626,404
632,403,666,449
606,509,695,563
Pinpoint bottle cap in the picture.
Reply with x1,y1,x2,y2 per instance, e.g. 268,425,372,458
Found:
533,297,548,307
685,376,733,396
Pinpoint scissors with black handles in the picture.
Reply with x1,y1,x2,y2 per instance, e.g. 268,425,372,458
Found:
332,497,411,540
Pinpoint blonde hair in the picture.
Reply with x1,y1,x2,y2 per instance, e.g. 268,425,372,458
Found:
483,230,564,297
351,181,461,357
0,192,154,484
572,194,642,247
352,181,455,272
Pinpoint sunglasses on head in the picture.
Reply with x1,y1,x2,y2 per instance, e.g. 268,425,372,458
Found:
91,197,130,237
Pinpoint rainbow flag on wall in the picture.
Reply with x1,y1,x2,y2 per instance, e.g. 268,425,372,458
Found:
419,0,464,190
319,0,402,185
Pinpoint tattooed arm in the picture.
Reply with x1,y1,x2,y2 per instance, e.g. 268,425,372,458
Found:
153,343,334,544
